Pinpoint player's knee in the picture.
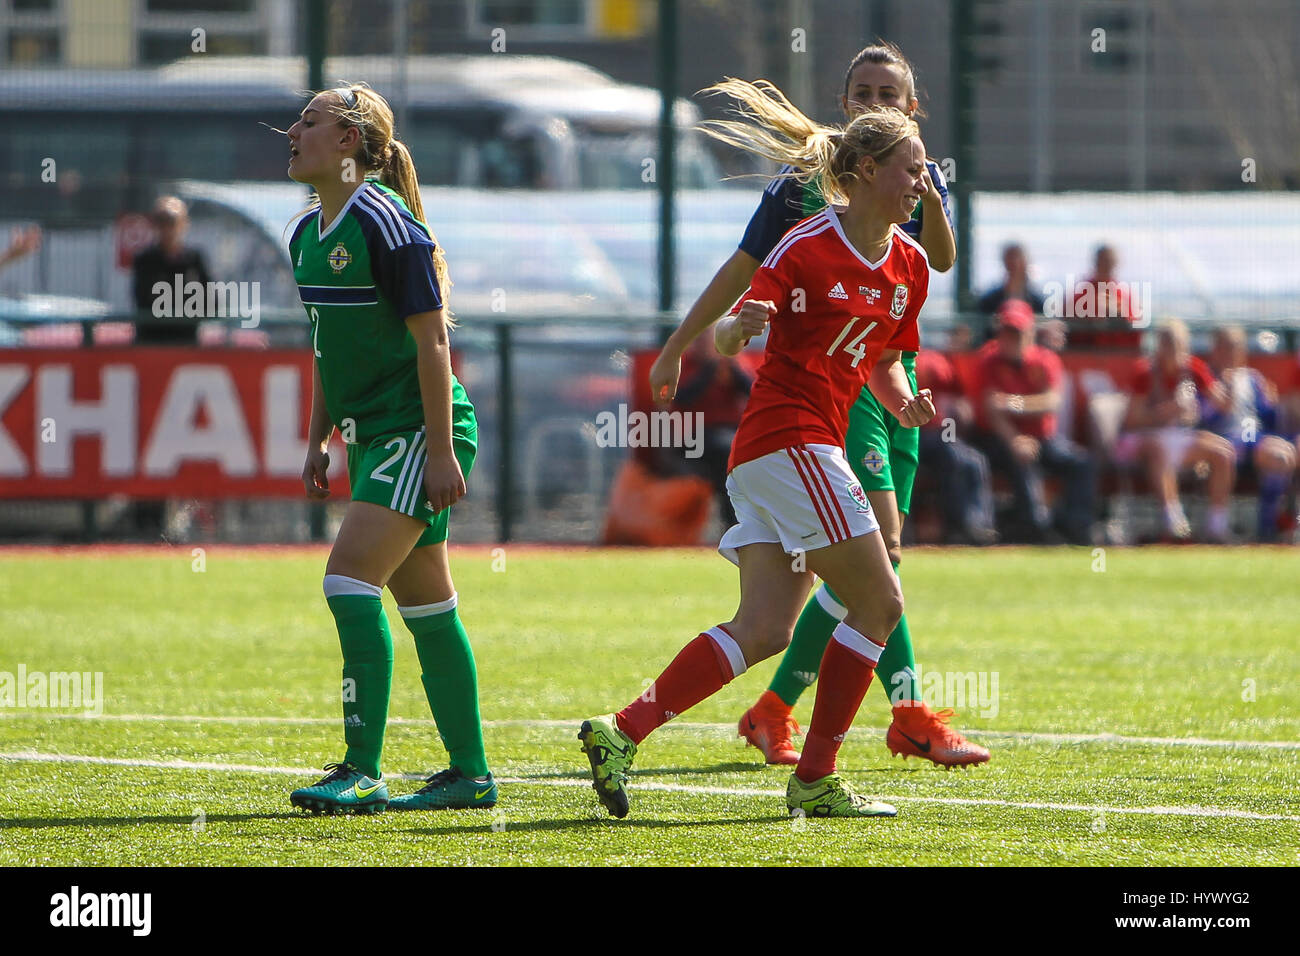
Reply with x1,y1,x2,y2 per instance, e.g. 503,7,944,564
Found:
883,588,904,633
749,621,794,660
728,616,791,662
857,588,903,639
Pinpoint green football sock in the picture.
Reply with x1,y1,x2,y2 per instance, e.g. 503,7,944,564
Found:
768,562,918,708
768,587,839,708
324,575,394,780
399,594,489,779
874,564,918,706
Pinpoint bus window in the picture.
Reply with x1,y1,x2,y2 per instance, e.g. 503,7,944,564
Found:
11,117,131,185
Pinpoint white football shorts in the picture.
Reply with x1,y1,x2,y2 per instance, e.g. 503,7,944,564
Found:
718,443,880,566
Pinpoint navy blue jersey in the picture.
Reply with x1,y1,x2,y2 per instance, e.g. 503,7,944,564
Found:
738,159,952,264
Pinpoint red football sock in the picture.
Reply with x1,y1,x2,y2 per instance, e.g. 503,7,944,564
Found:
796,622,884,783
616,628,745,745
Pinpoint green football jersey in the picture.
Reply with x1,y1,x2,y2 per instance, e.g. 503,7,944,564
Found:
288,180,474,445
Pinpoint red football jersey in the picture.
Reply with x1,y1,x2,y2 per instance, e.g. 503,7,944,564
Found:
972,340,1064,438
727,207,929,470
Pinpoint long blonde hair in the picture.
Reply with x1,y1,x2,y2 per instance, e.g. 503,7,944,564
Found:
701,78,919,207
309,83,454,320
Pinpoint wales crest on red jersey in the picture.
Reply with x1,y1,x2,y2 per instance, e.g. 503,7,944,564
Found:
891,283,909,318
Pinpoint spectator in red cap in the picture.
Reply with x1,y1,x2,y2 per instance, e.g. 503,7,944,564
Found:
971,300,1097,544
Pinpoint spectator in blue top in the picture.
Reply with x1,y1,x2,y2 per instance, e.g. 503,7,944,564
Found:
1203,325,1296,541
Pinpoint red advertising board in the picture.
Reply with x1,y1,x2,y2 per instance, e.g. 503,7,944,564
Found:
0,349,349,499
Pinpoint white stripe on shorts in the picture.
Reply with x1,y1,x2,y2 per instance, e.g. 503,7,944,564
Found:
390,428,427,514
399,436,429,515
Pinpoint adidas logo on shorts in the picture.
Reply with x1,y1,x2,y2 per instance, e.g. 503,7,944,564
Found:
828,281,849,300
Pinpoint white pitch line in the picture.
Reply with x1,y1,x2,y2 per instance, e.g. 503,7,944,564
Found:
2,711,1298,751
2,750,1297,824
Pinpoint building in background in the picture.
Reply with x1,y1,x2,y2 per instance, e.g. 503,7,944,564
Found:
1,0,1295,191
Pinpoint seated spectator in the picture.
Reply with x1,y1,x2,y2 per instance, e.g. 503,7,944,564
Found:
1115,320,1234,541
976,242,1045,340
917,348,997,544
970,300,1096,545
132,196,209,346
1202,325,1296,541
1035,317,1075,439
1070,244,1142,350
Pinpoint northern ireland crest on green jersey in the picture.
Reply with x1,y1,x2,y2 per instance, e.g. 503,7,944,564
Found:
327,242,352,273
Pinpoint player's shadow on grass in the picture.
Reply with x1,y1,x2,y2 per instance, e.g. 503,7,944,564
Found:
392,814,788,837
512,761,762,780
0,812,304,830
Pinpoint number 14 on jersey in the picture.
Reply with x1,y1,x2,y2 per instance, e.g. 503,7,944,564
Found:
826,317,879,368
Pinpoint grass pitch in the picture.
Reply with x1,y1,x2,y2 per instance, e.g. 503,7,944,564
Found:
1,545,1297,866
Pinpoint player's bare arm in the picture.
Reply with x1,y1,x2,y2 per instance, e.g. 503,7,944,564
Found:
651,248,761,402
918,164,955,272
716,298,775,356
406,307,466,513
869,348,935,427
302,358,334,499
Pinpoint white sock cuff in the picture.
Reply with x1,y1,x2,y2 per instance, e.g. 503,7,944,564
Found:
832,621,885,665
398,593,459,619
706,625,748,680
322,573,382,599
815,583,848,621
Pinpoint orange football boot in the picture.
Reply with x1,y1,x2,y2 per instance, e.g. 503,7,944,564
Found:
738,690,801,765
886,701,990,768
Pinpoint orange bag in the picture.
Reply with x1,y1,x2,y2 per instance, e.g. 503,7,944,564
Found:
602,460,713,546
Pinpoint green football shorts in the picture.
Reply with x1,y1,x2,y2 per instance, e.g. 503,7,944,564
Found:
844,351,920,515
346,425,477,547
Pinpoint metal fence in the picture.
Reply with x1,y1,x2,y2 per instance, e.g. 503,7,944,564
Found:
1,308,1297,545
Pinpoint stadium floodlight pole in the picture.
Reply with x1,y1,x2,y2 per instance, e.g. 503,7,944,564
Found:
393,0,410,142
656,0,678,322
305,0,326,98
305,0,328,542
1030,0,1052,191
1131,0,1149,191
951,0,977,326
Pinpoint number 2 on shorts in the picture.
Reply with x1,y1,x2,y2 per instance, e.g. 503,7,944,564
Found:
370,436,409,484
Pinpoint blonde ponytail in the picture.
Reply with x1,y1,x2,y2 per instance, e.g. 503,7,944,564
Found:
377,138,453,324
322,83,454,323
702,77,918,206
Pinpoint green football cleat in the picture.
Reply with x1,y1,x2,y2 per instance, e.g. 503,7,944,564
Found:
786,772,897,818
387,768,498,811
290,762,388,815
578,714,637,818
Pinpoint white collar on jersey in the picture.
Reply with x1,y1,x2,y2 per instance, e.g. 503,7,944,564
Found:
825,205,896,271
